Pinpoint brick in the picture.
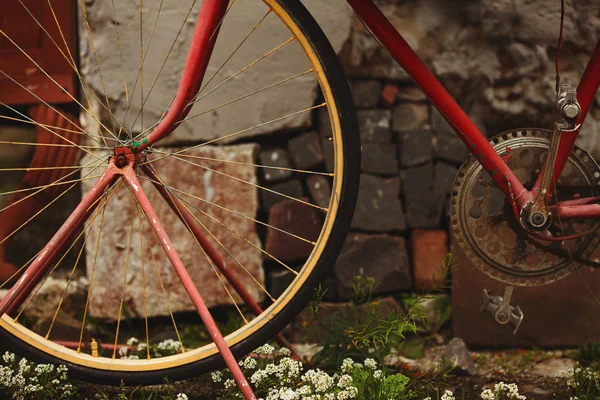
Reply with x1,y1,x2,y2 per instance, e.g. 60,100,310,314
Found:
397,129,433,167
392,103,429,133
258,148,293,183
410,229,448,290
288,131,324,170
432,135,468,165
397,85,427,102
264,198,322,262
431,107,455,137
405,191,444,228
361,143,398,175
381,83,400,107
357,109,392,143
351,174,405,232
401,163,434,193
261,179,304,211
334,233,411,300
350,80,382,109
434,162,458,195
451,236,600,347
306,175,332,210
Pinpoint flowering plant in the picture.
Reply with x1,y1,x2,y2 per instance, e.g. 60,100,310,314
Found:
212,345,410,400
0,352,73,400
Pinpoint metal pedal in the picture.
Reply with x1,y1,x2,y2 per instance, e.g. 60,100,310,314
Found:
479,285,524,334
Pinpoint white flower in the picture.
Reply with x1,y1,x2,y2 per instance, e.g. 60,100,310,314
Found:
441,390,455,400
254,344,275,355
279,347,291,357
118,347,129,357
364,358,377,370
126,337,139,346
277,357,302,380
136,342,147,353
250,369,268,384
373,370,383,380
337,374,353,388
239,357,257,370
341,358,354,373
296,386,312,396
480,389,495,400
2,352,14,364
279,387,297,400
176,394,188,400
156,339,182,357
224,378,235,389
211,371,222,383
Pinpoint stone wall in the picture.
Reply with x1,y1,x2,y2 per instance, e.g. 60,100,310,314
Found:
5,0,597,338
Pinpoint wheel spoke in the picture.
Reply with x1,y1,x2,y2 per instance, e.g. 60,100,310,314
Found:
77,185,110,353
0,26,118,145
112,211,136,358
142,102,326,165
187,37,295,111
172,186,275,303
150,168,273,309
121,0,197,135
77,0,122,137
0,161,105,246
189,9,272,106
0,115,114,145
140,175,301,275
141,173,317,245
187,69,315,121
0,100,107,161
139,215,185,354
18,0,129,144
152,147,331,177
135,204,152,360
14,181,119,323
164,153,326,211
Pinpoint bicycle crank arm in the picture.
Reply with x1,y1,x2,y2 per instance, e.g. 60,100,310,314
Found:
480,285,524,334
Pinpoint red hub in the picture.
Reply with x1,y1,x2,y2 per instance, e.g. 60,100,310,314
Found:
113,146,138,168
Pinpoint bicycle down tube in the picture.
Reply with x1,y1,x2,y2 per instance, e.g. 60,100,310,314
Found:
346,0,600,221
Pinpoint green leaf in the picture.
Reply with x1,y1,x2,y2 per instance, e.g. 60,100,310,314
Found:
381,373,410,398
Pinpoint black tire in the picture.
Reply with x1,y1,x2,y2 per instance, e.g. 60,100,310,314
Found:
0,0,359,385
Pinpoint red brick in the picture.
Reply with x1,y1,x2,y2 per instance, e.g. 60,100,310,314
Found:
381,83,399,107
451,235,600,347
411,229,448,290
264,198,322,262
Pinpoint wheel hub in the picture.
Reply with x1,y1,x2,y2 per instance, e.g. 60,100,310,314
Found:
451,128,600,286
113,146,139,168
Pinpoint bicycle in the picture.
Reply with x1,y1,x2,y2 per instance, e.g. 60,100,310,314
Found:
0,0,598,399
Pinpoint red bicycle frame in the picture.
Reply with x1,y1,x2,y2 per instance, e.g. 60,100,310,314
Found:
345,0,600,220
139,0,600,220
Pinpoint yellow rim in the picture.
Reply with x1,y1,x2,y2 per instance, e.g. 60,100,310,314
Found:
0,0,345,372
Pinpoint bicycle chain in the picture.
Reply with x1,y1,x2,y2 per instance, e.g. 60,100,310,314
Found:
452,128,600,286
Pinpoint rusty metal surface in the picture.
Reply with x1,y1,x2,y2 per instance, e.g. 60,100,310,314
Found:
451,128,600,286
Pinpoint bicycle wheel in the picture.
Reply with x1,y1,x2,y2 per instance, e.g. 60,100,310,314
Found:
0,0,359,384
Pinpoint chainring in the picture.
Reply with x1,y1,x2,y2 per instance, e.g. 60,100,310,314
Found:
451,128,600,286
